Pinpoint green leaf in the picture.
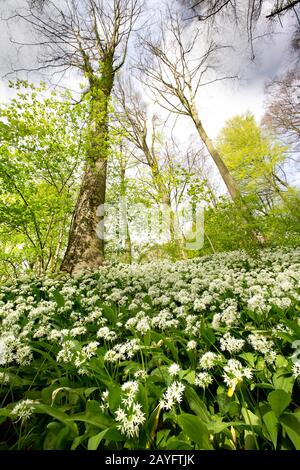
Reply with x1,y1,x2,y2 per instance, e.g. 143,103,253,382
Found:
34,403,78,435
88,428,109,450
177,413,212,449
262,410,278,449
179,370,195,385
279,413,300,450
88,426,123,450
268,390,291,418
108,385,122,413
68,411,112,429
200,322,216,346
184,386,210,423
164,436,193,450
52,290,65,308
272,370,294,394
241,408,260,427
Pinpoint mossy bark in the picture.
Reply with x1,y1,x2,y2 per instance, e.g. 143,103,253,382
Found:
61,56,114,273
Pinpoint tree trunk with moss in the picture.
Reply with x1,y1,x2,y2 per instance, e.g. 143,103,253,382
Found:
61,57,114,273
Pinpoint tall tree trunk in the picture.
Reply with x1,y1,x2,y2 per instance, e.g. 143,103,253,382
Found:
120,164,132,264
190,101,241,200
61,56,114,273
189,101,266,244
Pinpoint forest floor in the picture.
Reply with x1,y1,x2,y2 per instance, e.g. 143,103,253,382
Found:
0,247,300,450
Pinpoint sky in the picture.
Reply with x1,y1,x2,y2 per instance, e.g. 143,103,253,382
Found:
0,0,299,189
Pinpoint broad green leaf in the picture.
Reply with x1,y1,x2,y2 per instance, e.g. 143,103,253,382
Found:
241,408,260,427
88,426,123,450
272,370,294,394
68,411,112,429
279,413,300,450
164,436,193,450
88,428,109,450
177,413,212,449
108,385,122,413
268,390,291,418
184,386,210,423
34,403,78,435
262,410,278,449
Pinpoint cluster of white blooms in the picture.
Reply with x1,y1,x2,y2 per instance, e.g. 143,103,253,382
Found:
199,352,222,370
104,339,141,363
97,326,117,341
0,371,10,384
121,380,139,407
212,300,240,329
0,334,32,366
187,340,197,351
168,363,181,377
292,360,300,379
11,399,37,421
125,313,151,336
159,381,185,410
248,333,274,355
151,309,179,330
57,340,78,363
220,333,245,354
134,369,148,380
223,359,252,393
195,372,213,388
115,402,146,439
100,389,109,412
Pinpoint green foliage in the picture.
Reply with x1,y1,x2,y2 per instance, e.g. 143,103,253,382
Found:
217,113,287,197
0,81,86,279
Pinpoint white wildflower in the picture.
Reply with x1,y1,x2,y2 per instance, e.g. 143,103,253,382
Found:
11,399,37,421
159,381,185,410
199,351,222,370
187,340,197,351
115,402,146,438
220,333,245,354
168,363,181,377
195,372,213,388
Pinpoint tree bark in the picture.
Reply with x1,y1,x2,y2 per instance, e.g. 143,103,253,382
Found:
61,56,114,273
189,101,241,200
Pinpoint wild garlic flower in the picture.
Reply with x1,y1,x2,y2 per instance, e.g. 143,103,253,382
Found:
100,389,109,412
11,399,37,421
168,363,181,377
104,339,141,363
97,326,117,341
159,381,185,410
134,369,148,380
115,402,146,438
248,333,274,355
223,359,252,396
187,340,197,351
220,333,245,354
195,372,213,388
199,351,222,370
0,372,10,385
292,360,300,379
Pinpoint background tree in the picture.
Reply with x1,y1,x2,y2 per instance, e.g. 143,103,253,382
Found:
262,70,300,158
0,81,85,279
218,113,289,211
8,0,142,273
138,9,241,203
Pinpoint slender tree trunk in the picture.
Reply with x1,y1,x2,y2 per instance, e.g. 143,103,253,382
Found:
189,102,266,244
120,164,132,264
61,56,114,273
190,101,241,200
